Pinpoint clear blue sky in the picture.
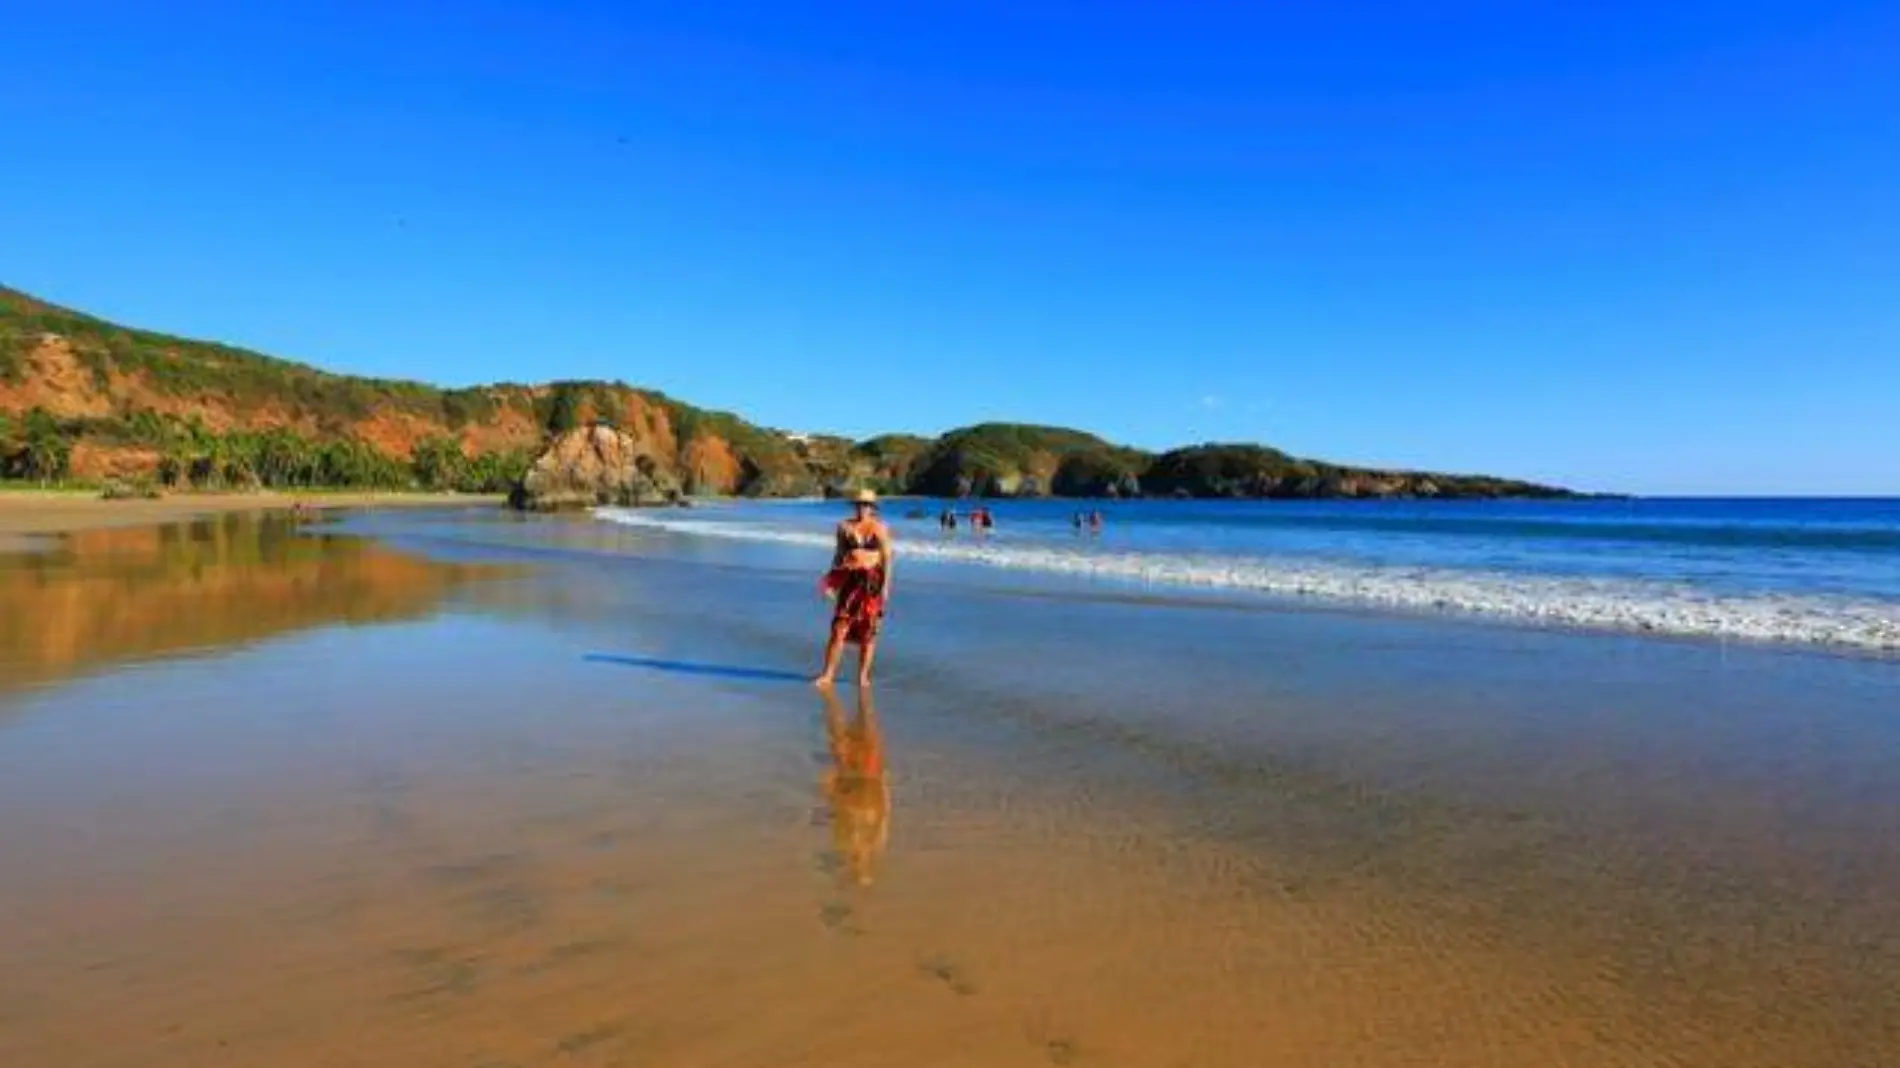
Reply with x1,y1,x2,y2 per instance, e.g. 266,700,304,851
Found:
2,1,1896,494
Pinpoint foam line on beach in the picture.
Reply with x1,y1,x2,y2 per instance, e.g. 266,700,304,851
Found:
593,508,1900,652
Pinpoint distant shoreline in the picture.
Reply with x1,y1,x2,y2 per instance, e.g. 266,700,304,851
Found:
0,489,501,541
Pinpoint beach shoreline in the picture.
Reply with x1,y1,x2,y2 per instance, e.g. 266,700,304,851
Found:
597,502,1900,654
0,489,502,543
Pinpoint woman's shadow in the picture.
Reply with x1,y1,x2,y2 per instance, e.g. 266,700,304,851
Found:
814,685,891,933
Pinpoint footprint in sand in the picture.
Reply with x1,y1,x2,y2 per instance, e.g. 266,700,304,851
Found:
918,953,979,996
554,1021,626,1056
389,946,482,1001
1043,1037,1079,1064
1025,1012,1081,1064
818,901,866,936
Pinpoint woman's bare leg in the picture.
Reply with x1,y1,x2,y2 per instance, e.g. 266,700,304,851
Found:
857,635,879,687
814,621,850,687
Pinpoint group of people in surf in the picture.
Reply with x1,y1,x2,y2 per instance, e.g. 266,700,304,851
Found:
936,506,995,534
1072,509,1106,534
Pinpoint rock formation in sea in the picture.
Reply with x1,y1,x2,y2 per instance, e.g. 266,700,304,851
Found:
509,424,682,510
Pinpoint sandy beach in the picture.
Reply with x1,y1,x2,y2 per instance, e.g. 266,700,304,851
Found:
0,489,503,541
1,506,1896,1068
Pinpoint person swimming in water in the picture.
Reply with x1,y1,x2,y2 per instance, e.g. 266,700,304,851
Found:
815,489,895,688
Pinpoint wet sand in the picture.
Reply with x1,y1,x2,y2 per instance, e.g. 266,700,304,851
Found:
0,513,501,691
0,511,1896,1067
0,490,502,543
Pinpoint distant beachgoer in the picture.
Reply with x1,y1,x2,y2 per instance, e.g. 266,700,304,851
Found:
974,507,994,533
1088,509,1104,533
1072,510,1085,532
939,508,957,532
816,489,895,687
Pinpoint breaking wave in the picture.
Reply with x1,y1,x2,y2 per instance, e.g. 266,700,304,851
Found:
594,508,1900,653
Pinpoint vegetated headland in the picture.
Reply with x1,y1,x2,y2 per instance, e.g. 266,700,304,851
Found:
1,285,1575,501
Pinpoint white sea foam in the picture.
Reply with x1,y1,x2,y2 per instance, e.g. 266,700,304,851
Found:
595,508,1900,653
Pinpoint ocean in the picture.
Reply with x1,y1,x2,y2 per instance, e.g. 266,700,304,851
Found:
598,496,1900,652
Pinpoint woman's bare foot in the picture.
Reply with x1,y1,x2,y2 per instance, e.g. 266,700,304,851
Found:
813,674,837,689
856,670,874,688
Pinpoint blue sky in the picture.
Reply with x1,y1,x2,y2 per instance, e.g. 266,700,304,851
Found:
2,1,1896,494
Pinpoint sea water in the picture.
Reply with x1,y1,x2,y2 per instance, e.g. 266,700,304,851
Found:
597,497,1900,652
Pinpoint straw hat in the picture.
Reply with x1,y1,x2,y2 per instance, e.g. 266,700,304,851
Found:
852,488,879,506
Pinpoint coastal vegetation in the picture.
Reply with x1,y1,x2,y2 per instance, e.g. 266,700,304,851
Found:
907,424,1145,497
0,406,531,493
0,408,72,484
1139,443,1567,499
3,284,1572,500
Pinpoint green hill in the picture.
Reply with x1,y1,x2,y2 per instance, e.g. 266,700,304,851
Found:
907,423,1149,497
0,285,813,495
1,284,1574,500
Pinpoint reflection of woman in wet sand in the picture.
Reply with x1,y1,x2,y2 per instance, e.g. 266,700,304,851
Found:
819,685,890,887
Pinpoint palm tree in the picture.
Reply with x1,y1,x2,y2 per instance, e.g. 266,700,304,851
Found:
20,408,70,486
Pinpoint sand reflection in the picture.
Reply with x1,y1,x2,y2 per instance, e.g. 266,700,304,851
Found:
0,513,490,691
819,686,891,887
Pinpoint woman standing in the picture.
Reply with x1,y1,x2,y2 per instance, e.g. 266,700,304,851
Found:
815,489,895,687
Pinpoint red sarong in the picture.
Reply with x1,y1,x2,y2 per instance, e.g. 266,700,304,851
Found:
822,567,886,644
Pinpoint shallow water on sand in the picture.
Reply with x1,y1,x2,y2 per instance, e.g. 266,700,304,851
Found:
1,509,1897,1067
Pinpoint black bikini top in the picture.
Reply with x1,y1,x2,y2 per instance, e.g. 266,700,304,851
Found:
843,524,884,551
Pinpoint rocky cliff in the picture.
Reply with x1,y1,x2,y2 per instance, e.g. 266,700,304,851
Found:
0,286,826,495
2,285,1574,501
510,424,682,510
